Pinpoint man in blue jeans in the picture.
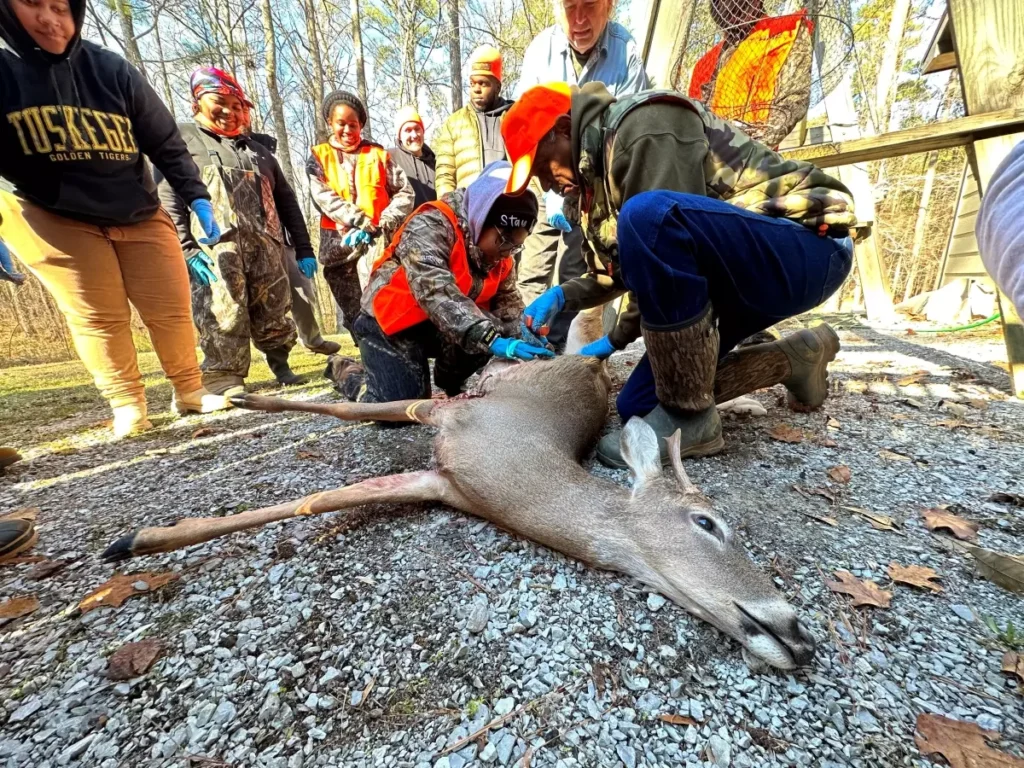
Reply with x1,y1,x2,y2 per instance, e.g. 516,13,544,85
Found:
501,82,858,467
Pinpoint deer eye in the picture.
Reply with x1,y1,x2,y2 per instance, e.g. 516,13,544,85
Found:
695,515,715,533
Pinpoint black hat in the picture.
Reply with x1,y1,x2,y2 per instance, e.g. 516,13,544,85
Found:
322,90,367,126
486,193,539,231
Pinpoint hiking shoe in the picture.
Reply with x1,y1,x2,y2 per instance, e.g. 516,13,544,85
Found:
307,340,342,356
778,324,841,411
0,518,38,563
112,404,153,438
596,405,723,468
172,388,232,415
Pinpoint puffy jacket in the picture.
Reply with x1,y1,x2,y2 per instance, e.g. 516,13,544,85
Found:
433,101,511,197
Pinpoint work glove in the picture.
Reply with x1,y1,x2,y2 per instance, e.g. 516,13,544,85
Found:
489,336,555,361
521,285,565,340
186,253,218,285
297,256,318,279
190,199,222,246
0,239,26,285
342,228,373,249
578,335,616,360
545,190,572,233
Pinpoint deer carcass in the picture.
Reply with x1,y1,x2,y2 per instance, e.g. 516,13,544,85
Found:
103,342,814,670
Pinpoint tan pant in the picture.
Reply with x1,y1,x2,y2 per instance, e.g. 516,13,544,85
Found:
0,192,203,408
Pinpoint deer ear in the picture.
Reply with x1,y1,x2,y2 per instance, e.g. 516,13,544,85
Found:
620,417,662,490
665,430,699,494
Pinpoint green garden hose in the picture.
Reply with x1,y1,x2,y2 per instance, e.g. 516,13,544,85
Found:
913,312,1002,333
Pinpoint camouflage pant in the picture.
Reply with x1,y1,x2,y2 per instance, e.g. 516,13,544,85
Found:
190,235,296,379
322,260,363,344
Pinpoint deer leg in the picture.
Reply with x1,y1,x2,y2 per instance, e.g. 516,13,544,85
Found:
102,471,451,561
231,393,438,425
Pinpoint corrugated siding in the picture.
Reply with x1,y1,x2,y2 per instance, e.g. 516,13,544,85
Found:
937,165,991,287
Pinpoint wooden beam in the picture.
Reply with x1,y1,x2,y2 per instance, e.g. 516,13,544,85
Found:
644,1,696,89
779,107,1024,167
948,0,1024,398
923,50,958,74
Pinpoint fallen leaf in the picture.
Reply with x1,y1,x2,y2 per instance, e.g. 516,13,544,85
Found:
939,400,969,419
107,638,165,680
905,328,917,336
934,419,970,429
903,398,928,409
800,511,838,526
826,418,841,429
921,508,979,541
843,506,900,532
79,572,179,614
0,595,39,620
887,563,942,592
816,436,838,448
0,507,39,522
989,492,1024,508
825,570,892,608
769,424,805,443
191,428,217,439
27,559,68,580
809,486,836,503
967,399,988,410
898,371,929,386
1002,652,1024,684
914,713,1024,768
659,714,700,727
960,543,1024,594
297,449,323,460
2,555,47,565
827,465,852,484
878,449,912,463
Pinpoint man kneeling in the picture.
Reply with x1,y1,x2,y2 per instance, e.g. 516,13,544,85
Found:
328,162,552,402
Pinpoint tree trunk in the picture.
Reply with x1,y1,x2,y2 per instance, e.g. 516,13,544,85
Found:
351,0,370,138
114,0,147,78
902,151,938,302
302,0,327,140
153,17,175,120
874,0,912,132
447,0,462,112
260,0,295,183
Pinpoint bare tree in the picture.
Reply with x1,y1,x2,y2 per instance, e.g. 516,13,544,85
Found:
447,0,463,111
109,0,148,76
260,0,294,182
351,0,370,137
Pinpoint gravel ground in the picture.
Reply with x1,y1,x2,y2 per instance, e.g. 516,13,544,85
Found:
2,317,1023,768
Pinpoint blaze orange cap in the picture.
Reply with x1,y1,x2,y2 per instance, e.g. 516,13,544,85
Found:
501,82,572,195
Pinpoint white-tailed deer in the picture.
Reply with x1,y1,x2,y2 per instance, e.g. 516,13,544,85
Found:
103,309,814,670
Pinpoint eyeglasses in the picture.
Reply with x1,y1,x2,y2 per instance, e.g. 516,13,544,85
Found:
496,229,525,257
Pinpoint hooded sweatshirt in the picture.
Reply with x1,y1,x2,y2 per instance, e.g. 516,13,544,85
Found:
0,0,209,227
977,139,1024,318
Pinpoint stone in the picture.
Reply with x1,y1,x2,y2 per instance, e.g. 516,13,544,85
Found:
708,735,731,767
950,604,975,623
494,697,515,716
9,698,42,723
268,564,287,585
319,667,341,685
213,699,237,726
647,594,667,612
467,599,490,634
552,574,568,591
479,742,497,762
615,744,637,768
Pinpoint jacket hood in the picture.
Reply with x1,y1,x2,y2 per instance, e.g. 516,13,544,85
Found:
0,0,86,65
472,97,512,117
570,82,616,175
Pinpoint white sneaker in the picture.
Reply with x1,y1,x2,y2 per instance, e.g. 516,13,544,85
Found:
112,403,153,438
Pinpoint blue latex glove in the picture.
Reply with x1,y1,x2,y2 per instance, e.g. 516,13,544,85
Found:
579,335,616,359
521,285,565,340
298,256,318,279
187,253,218,285
0,239,26,285
489,337,555,361
190,199,222,246
545,190,572,233
342,229,373,249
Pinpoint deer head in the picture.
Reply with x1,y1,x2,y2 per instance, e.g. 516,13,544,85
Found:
613,418,816,670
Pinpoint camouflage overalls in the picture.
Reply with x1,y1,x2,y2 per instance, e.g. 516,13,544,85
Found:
186,128,296,383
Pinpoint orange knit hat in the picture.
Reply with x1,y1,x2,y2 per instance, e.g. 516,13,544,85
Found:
468,45,503,84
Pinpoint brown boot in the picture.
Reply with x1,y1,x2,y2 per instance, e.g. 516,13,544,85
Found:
597,305,723,467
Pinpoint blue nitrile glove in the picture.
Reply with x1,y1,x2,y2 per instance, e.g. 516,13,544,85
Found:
342,229,373,249
546,190,572,233
186,253,218,285
190,199,222,246
521,285,565,340
298,256,318,279
489,337,555,361
579,335,616,359
0,239,26,285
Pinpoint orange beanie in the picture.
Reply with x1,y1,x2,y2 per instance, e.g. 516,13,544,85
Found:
468,45,503,84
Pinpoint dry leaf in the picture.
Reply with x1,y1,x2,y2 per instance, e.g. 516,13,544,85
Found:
939,400,969,419
966,399,988,410
297,449,323,460
903,398,927,409
842,506,900,532
1,507,39,522
2,555,46,565
826,417,842,429
659,714,700,727
800,511,838,527
827,465,852,484
107,638,165,680
1002,652,1024,684
27,559,68,580
989,492,1024,508
816,436,838,448
79,572,179,614
769,424,805,443
809,487,836,503
887,563,942,592
191,428,217,439
914,713,1024,768
0,595,39,620
825,570,892,608
960,543,1024,594
921,508,979,541
878,449,912,463
898,371,929,386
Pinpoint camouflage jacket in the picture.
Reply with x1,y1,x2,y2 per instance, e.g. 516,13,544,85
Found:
561,83,857,349
362,189,523,354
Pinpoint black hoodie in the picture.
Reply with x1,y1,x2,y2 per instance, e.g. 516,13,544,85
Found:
0,0,209,227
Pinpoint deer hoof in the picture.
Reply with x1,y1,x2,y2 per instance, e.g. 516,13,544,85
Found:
101,532,138,563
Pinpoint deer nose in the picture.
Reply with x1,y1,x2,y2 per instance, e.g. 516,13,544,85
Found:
736,603,816,668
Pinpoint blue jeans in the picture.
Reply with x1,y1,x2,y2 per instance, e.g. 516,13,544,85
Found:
615,191,853,421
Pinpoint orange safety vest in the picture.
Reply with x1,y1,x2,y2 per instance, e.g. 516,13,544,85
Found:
311,142,390,231
688,11,812,126
371,201,515,336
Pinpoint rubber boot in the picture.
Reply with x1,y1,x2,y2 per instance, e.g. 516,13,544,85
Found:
778,324,841,410
597,305,723,467
266,346,304,386
307,339,341,356
0,518,37,563
202,373,246,399
173,387,232,415
0,447,22,470
112,403,153,438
